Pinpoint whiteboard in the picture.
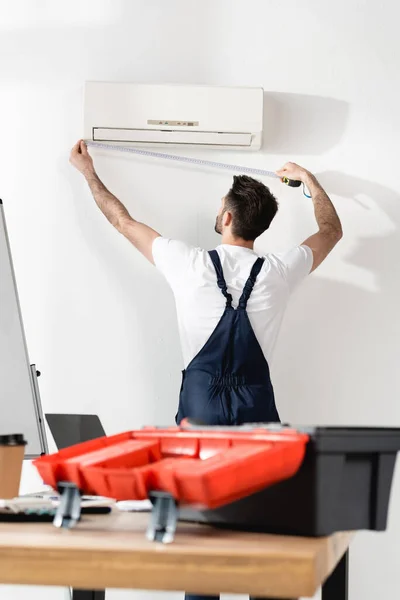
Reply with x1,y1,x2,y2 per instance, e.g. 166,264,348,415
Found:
0,201,47,457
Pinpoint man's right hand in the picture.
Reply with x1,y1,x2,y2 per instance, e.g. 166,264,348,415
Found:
276,162,312,185
70,140,95,178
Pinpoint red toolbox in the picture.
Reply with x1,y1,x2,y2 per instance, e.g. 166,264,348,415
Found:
34,425,308,509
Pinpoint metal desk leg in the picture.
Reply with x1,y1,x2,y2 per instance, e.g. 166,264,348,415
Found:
72,590,105,600
322,550,349,600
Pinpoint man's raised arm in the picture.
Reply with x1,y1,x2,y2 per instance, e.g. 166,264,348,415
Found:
70,140,160,264
276,162,342,272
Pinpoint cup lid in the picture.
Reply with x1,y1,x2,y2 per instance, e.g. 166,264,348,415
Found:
0,433,27,446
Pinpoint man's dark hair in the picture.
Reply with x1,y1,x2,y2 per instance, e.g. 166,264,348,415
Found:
225,175,278,241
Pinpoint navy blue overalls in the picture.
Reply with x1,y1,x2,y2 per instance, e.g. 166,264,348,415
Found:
177,251,280,600
176,249,280,428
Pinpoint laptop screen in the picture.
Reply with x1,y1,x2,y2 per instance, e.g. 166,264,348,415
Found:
45,414,106,450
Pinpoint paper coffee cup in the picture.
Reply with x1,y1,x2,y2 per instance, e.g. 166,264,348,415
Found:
0,434,27,499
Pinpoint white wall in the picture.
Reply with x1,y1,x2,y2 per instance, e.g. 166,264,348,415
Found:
1,0,399,599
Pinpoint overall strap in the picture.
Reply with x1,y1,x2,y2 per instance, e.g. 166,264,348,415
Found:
208,250,233,308
238,257,265,309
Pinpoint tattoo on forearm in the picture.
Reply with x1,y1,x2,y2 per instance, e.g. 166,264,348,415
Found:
85,173,132,230
307,175,342,238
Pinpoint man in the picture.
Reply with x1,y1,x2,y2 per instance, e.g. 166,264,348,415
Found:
70,140,342,600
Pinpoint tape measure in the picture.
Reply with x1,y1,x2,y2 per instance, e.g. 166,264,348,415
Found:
85,140,303,190
281,176,301,188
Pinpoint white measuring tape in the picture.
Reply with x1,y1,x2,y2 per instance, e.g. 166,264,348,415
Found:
85,140,310,196
85,140,280,180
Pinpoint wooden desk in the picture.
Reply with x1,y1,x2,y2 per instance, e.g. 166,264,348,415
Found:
0,511,352,599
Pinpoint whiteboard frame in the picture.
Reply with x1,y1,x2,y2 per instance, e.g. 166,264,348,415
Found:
29,364,49,458
0,201,48,458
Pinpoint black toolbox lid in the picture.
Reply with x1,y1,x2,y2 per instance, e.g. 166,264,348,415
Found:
178,421,400,454
299,427,400,453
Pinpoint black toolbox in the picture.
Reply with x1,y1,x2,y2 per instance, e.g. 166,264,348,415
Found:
179,426,400,536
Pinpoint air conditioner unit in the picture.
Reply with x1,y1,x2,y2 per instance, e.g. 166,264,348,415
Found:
84,83,264,151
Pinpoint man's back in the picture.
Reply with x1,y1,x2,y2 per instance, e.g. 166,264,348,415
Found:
153,238,313,367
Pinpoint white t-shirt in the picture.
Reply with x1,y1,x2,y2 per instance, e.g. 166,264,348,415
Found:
152,238,313,368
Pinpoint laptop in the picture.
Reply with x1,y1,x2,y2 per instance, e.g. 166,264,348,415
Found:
24,414,114,506
43,413,151,509
45,414,106,450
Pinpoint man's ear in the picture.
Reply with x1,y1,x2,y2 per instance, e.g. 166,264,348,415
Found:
223,211,233,227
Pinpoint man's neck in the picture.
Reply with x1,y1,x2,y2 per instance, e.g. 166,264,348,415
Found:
220,234,254,250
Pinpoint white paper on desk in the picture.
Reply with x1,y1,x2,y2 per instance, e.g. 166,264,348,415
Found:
5,495,116,511
0,497,54,512
116,500,152,512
